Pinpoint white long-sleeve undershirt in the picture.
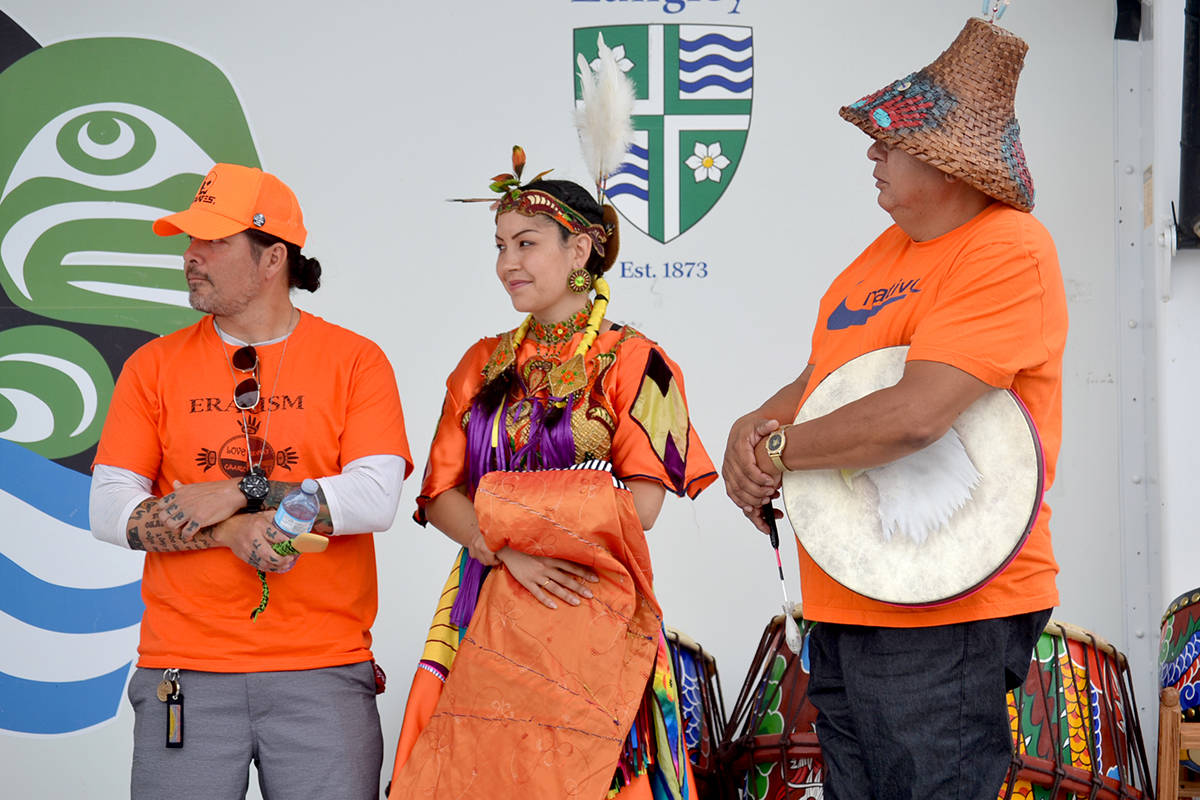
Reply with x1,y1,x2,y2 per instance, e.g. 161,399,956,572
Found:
89,454,407,549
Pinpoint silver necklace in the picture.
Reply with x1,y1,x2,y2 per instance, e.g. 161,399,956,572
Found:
215,311,296,475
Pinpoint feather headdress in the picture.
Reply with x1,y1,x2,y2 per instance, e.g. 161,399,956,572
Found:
575,33,636,199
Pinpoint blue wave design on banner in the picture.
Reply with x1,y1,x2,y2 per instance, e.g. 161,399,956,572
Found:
0,439,144,735
0,554,143,633
680,75,753,93
606,184,650,201
678,54,753,73
627,143,650,160
0,664,132,735
0,438,89,526
613,163,650,181
678,33,752,52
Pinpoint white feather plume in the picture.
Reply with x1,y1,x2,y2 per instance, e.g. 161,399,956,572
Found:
859,427,982,545
575,33,636,190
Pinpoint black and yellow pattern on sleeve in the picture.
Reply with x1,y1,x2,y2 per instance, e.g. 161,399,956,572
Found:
629,349,691,495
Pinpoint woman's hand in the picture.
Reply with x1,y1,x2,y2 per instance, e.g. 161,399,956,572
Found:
467,533,499,566
497,546,599,610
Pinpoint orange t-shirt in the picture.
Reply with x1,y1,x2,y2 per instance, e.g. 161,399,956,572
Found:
798,202,1066,626
417,325,716,519
94,312,412,672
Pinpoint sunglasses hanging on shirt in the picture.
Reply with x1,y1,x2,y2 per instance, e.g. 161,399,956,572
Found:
231,345,260,410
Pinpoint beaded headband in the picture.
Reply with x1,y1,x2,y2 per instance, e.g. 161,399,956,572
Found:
457,144,617,266
496,187,610,260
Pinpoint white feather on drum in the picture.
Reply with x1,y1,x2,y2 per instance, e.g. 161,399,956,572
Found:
782,346,1044,606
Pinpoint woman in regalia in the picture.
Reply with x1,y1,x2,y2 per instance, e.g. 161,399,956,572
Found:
386,134,717,798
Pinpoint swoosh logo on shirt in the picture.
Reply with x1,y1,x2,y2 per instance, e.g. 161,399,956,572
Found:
825,295,905,330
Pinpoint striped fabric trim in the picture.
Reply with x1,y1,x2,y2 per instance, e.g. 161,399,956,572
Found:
418,660,448,683
564,460,627,490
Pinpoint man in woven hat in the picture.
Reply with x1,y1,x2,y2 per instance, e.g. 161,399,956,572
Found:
89,163,413,799
723,18,1065,799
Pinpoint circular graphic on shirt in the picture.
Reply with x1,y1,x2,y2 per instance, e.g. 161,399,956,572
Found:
217,434,276,478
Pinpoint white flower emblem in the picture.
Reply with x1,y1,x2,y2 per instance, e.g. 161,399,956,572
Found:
685,141,731,183
590,44,634,73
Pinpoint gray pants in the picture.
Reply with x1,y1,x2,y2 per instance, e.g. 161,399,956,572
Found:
129,662,382,800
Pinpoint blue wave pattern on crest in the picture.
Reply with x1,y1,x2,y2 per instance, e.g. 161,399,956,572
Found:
678,29,753,100
678,33,753,52
680,75,753,93
0,438,142,733
613,162,650,181
678,53,753,73
610,138,651,209
606,184,651,201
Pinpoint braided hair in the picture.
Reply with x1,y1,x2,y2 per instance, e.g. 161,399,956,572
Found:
244,228,322,292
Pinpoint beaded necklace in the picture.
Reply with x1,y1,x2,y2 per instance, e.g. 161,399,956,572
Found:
527,302,592,345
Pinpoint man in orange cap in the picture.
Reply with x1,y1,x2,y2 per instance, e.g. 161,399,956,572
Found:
723,18,1066,800
90,163,413,799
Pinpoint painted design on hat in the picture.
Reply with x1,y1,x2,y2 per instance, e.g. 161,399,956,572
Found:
194,170,218,205
1001,118,1034,209
848,71,956,133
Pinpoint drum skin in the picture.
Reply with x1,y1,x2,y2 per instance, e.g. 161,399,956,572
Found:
722,615,1150,800
1160,588,1200,771
782,346,1043,606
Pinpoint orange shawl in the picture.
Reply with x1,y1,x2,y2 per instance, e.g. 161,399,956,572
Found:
389,468,662,798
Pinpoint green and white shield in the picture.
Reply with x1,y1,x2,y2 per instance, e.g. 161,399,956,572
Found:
574,24,752,243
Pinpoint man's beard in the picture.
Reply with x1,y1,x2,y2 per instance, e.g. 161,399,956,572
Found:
188,285,254,317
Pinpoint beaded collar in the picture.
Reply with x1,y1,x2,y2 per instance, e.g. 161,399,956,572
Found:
528,302,593,344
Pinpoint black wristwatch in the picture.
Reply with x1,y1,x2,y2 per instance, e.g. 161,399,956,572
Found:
238,467,270,512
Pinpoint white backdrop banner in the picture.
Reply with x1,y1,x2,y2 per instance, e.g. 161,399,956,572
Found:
0,2,1122,797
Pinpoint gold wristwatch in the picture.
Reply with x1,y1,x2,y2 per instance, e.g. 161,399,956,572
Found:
765,426,789,472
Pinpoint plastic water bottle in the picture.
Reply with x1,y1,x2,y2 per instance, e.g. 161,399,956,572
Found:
272,478,319,538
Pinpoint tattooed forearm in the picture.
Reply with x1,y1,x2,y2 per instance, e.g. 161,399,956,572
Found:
127,498,218,552
264,481,334,534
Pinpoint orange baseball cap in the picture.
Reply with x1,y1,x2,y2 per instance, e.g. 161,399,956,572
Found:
153,163,308,247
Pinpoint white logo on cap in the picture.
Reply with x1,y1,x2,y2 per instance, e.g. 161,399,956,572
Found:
252,213,265,227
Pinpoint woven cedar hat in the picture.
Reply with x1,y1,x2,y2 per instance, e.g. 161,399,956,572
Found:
839,17,1035,212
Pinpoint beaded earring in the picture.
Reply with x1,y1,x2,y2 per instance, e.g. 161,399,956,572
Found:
567,268,593,294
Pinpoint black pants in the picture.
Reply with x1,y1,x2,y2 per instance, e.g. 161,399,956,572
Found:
806,609,1052,800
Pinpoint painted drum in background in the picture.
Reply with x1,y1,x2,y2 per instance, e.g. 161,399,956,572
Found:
720,610,823,800
665,626,727,799
719,616,1152,800
1161,587,1200,771
1001,621,1151,800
